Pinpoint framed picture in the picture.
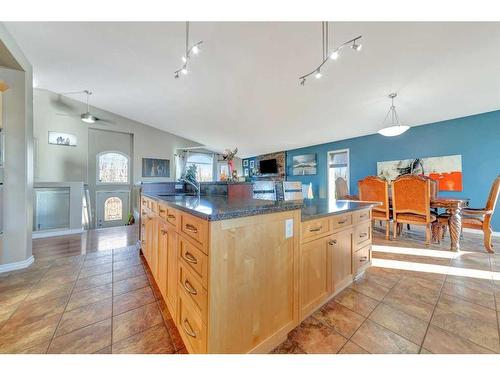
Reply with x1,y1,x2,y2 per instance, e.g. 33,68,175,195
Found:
243,159,249,167
48,131,77,147
292,154,317,175
249,160,255,168
142,158,170,177
244,168,249,177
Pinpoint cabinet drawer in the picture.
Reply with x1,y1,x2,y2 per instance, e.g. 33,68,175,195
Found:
353,223,372,249
178,262,207,316
353,245,371,274
178,289,207,354
166,207,179,228
178,236,208,289
352,209,371,224
331,213,352,231
301,217,331,242
180,213,209,253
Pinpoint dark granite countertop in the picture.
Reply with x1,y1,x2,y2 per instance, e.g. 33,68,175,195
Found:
143,193,303,221
301,199,378,222
143,193,378,222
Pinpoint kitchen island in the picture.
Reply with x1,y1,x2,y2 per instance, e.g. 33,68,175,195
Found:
140,193,376,354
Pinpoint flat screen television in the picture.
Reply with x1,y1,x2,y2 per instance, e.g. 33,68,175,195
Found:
259,159,278,174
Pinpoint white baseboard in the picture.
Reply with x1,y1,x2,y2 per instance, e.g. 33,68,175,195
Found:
32,228,85,239
462,228,500,238
0,255,34,274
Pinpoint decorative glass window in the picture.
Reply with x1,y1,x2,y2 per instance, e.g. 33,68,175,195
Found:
104,197,122,221
98,152,129,184
186,153,213,182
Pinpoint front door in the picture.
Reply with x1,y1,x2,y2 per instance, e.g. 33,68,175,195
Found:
96,191,130,228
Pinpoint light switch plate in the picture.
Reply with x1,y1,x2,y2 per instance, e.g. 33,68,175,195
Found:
285,219,294,238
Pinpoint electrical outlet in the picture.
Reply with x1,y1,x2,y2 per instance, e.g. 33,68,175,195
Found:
285,219,294,238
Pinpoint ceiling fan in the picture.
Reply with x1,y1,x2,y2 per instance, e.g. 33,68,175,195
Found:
56,90,110,124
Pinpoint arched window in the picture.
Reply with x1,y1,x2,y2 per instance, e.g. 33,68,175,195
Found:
97,152,129,184
186,153,213,182
104,197,123,221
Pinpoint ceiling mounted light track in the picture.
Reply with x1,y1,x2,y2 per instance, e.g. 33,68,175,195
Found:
174,21,203,79
377,93,410,137
299,22,362,85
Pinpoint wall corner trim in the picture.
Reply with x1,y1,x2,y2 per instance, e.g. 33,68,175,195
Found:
0,255,35,274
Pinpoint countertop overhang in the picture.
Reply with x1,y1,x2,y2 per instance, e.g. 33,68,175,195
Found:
143,193,379,222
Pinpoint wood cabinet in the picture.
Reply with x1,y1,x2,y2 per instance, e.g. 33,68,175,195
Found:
140,193,373,354
299,235,332,319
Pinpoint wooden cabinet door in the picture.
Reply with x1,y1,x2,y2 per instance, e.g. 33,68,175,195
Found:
165,224,178,321
331,229,353,292
150,215,159,279
157,221,169,300
144,213,152,264
299,236,332,319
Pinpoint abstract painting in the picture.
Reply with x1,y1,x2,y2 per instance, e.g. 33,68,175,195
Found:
48,131,77,147
377,154,462,191
142,158,170,177
292,154,317,176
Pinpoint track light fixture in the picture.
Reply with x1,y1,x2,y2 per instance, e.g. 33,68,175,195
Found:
299,22,362,85
174,22,203,79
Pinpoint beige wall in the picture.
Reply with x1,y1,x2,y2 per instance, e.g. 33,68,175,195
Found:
34,88,201,184
0,23,34,267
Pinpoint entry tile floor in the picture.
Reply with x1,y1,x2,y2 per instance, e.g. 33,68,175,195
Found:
272,225,500,354
1,224,500,354
0,225,185,354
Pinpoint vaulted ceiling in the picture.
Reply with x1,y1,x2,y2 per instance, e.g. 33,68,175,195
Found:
5,22,500,157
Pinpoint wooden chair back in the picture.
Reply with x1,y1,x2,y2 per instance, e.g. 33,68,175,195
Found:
335,177,349,199
358,176,390,220
486,175,500,213
392,174,431,219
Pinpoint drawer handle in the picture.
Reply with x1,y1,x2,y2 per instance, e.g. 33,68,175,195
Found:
328,239,337,245
142,211,146,215
183,251,198,264
141,240,146,245
309,226,323,232
167,214,176,219
359,233,368,238
338,219,348,224
160,229,166,235
159,208,166,214
185,224,198,233
360,213,368,218
182,319,197,338
183,279,198,296
359,256,368,262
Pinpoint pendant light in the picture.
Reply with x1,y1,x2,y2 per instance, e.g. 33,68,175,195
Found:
378,93,410,137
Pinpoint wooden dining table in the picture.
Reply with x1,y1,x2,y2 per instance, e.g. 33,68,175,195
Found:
346,194,470,251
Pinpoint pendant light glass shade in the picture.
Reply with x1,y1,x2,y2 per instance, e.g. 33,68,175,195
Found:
378,93,410,137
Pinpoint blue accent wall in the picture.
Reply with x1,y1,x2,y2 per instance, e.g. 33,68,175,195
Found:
282,110,500,231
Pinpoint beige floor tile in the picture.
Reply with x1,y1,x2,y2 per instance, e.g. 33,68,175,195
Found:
270,338,306,354
78,263,113,279
382,289,435,322
441,281,496,310
113,264,145,282
391,279,441,305
350,278,390,301
112,302,163,343
112,323,174,354
113,274,150,296
351,320,420,354
339,340,369,354
422,325,494,354
66,284,112,311
313,300,365,338
0,314,60,353
73,272,112,293
112,286,155,316
56,297,112,337
288,317,347,354
334,288,379,317
48,318,112,354
369,303,428,345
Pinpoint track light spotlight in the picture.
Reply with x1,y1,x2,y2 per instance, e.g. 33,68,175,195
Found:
192,45,199,54
181,67,188,75
182,56,187,63
330,50,339,60
352,41,362,51
314,70,322,79
174,72,180,79
300,78,306,86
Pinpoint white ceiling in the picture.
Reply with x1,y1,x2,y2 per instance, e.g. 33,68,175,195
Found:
5,22,500,157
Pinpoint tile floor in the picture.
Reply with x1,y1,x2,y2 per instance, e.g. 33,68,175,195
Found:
272,225,500,354
0,225,185,354
1,223,499,354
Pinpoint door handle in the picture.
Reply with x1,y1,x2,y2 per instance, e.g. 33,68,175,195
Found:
183,279,198,296
183,251,198,264
328,239,337,245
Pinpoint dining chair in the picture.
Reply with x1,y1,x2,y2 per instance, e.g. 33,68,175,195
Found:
434,175,500,253
335,177,349,199
392,174,436,245
358,176,391,239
